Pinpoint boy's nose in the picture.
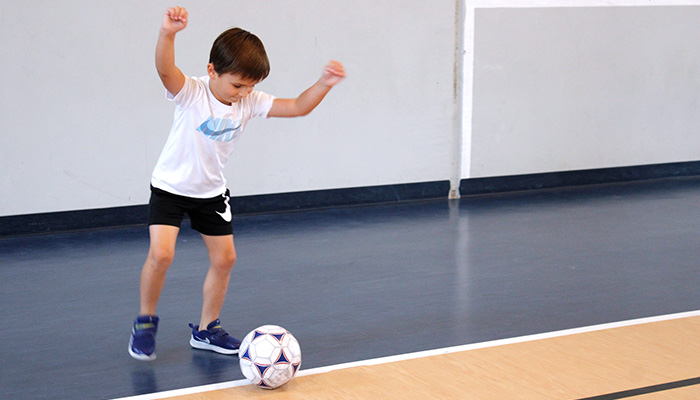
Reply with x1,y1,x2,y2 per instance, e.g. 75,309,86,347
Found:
238,88,250,98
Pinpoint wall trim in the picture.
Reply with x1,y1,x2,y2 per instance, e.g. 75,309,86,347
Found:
460,161,700,196
0,181,450,237
1,160,699,238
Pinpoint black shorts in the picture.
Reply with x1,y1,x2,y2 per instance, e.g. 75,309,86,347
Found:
148,186,233,236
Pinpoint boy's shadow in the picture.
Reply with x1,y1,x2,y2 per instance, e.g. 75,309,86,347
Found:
191,350,242,383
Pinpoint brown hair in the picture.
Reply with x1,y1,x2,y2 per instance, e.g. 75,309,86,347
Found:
209,28,270,81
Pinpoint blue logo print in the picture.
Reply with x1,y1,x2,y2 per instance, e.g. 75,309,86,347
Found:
197,117,242,142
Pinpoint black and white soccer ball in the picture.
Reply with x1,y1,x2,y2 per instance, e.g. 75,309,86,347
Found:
239,325,302,389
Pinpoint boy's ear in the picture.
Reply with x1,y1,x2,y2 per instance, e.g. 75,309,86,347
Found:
207,63,218,79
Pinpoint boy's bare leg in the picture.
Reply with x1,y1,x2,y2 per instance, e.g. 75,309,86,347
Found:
198,234,237,328
140,224,180,316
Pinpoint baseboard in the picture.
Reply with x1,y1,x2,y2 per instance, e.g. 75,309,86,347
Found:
0,180,450,237
460,160,700,196
2,160,699,237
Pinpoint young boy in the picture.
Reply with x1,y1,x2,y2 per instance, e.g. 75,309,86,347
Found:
129,6,345,361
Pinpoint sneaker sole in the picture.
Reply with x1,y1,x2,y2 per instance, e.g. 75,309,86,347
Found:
189,337,239,355
128,338,157,361
128,344,157,361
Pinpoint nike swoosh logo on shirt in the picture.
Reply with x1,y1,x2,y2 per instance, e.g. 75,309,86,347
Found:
197,118,242,142
199,124,241,137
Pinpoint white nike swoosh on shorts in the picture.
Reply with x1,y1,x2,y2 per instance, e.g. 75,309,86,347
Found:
216,193,232,222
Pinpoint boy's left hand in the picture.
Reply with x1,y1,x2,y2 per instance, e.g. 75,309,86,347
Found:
320,60,346,87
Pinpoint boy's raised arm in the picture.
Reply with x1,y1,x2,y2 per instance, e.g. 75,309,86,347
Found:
156,7,188,96
268,60,346,118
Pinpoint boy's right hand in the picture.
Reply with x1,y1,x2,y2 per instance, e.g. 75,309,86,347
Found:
161,6,188,34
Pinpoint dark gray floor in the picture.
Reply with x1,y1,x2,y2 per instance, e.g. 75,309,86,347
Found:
1,177,700,399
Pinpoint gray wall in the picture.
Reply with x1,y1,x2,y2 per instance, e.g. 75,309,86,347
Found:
2,2,700,217
468,5,700,178
0,0,456,216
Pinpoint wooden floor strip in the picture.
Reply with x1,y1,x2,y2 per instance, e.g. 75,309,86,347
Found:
155,316,700,399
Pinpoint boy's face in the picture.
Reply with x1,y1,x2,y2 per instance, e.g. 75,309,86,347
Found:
207,64,260,106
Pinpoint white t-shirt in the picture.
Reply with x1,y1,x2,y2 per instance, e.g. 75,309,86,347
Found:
151,75,275,198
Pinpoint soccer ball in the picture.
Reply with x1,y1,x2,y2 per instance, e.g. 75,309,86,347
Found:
239,325,302,389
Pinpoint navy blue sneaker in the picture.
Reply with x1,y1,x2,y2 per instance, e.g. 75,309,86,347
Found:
189,319,240,355
129,315,159,361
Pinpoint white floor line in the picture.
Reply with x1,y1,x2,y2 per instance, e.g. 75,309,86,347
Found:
112,310,700,400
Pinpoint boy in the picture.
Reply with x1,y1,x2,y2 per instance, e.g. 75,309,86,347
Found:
129,6,345,361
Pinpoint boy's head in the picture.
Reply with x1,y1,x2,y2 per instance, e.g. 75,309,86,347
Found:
209,28,270,82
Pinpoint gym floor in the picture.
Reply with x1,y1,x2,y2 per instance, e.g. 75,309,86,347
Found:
1,177,699,399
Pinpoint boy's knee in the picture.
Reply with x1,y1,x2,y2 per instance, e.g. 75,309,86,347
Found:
223,252,237,270
148,246,175,269
214,251,236,272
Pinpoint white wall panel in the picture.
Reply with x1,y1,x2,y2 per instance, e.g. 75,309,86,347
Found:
0,0,456,216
